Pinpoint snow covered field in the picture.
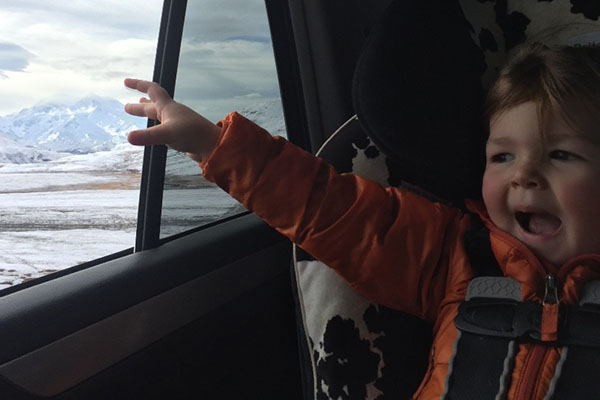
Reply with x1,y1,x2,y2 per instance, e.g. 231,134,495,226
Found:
0,146,241,290
0,150,140,289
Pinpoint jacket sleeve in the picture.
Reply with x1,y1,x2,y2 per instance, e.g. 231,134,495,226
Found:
200,112,464,321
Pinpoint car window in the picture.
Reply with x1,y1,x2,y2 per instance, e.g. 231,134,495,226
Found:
159,0,286,238
0,1,162,289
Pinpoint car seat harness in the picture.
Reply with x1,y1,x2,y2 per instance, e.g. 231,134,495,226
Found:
441,216,600,399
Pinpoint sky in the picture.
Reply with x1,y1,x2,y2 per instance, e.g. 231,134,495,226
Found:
0,0,282,122
172,0,282,122
0,1,162,116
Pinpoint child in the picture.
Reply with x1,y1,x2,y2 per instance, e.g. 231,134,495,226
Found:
124,44,600,399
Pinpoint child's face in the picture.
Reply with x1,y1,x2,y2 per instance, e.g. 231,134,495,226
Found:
482,101,600,266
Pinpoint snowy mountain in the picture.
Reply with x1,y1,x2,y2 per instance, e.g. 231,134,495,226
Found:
0,96,145,155
0,96,285,167
0,132,66,164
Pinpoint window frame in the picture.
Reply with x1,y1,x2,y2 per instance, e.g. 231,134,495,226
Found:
135,0,187,251
135,0,312,250
264,0,311,152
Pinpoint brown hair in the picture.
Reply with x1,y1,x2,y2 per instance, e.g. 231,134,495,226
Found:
484,43,600,141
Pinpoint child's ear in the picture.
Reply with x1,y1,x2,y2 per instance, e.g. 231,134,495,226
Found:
352,0,486,206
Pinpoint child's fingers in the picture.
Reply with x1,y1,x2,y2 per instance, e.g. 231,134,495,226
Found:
127,124,172,147
124,78,151,92
124,102,159,120
124,78,171,103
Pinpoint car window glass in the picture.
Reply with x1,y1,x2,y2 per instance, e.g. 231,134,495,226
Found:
160,0,286,238
0,1,162,289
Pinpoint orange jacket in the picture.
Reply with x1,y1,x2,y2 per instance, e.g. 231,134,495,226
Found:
200,112,600,399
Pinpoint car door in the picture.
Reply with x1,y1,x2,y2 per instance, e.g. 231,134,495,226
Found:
0,0,304,398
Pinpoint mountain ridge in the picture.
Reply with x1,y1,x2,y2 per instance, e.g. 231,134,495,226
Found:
0,96,286,165
0,132,67,164
0,96,145,155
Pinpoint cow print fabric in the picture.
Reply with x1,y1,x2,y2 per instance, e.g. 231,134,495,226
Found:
293,1,600,399
571,0,600,20
309,305,432,400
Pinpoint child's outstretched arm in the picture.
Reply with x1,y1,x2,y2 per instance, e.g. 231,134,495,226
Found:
123,78,221,162
124,79,460,321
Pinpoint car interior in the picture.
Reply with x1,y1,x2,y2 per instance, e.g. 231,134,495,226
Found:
1,0,599,399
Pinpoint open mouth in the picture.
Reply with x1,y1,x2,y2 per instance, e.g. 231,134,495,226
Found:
515,211,562,236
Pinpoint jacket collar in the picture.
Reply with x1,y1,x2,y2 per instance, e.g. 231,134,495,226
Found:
465,199,600,303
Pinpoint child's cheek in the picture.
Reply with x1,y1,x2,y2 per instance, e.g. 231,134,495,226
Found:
481,175,496,210
560,178,600,228
481,174,507,228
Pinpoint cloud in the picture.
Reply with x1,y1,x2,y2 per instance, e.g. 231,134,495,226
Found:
173,39,281,122
0,0,281,121
0,1,163,115
2,1,161,39
0,42,34,75
169,0,281,120
182,0,272,42
226,36,272,43
234,93,262,99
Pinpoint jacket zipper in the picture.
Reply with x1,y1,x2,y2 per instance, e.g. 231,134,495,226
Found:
515,273,559,399
543,274,559,305
515,343,547,399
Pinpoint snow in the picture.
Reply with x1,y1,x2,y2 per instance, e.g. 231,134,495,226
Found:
0,187,139,290
0,190,139,229
0,133,66,164
0,145,143,191
0,146,245,290
0,230,137,290
1,144,143,173
0,146,143,288
0,96,145,154
160,188,245,238
0,173,120,192
238,100,286,138
40,131,61,143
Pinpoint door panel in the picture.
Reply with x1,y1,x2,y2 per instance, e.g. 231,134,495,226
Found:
0,0,308,397
0,214,301,399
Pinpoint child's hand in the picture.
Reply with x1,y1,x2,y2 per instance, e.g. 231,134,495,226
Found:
123,78,221,162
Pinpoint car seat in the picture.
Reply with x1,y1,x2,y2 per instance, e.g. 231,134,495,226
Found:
291,0,600,398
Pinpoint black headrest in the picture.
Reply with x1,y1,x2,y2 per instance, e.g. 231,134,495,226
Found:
352,0,487,206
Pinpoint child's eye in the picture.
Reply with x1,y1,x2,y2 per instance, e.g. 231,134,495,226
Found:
489,153,513,163
549,150,582,161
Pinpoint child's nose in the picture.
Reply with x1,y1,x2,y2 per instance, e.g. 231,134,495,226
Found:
511,162,547,189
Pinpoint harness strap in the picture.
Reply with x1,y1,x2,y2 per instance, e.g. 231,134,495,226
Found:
455,285,600,347
444,277,600,399
443,277,518,399
548,282,600,398
442,332,515,399
550,344,600,398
